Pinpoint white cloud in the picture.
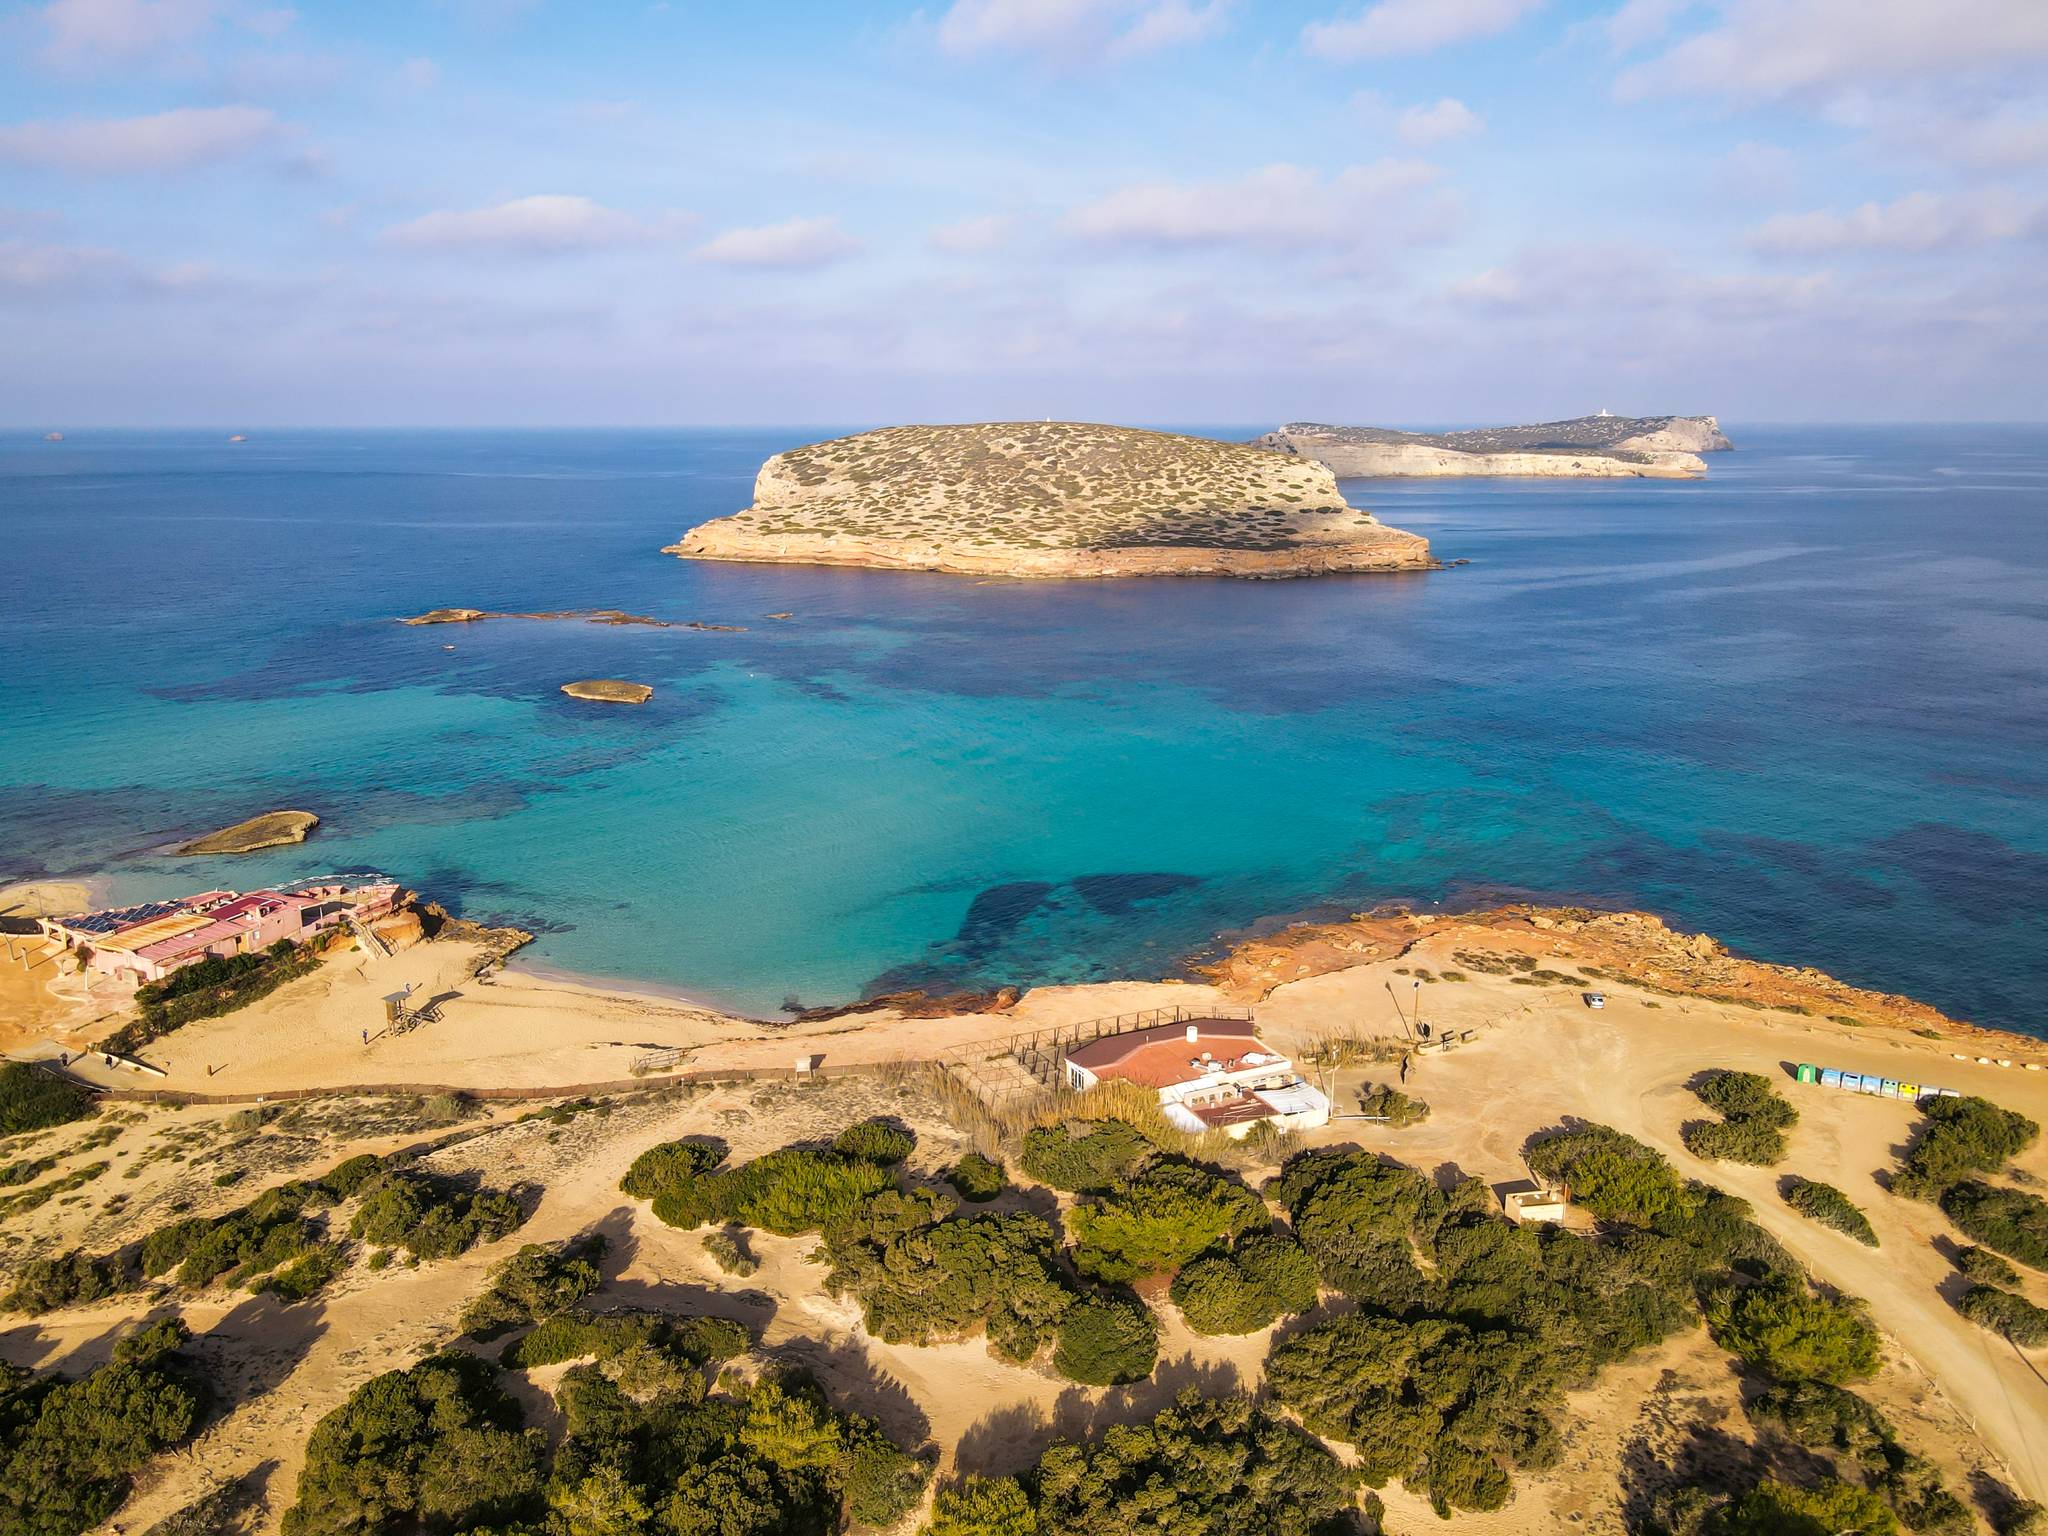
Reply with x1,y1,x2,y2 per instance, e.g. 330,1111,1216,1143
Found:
1448,241,1833,321
37,0,219,61
1618,0,2048,102
0,235,213,294
929,214,1014,254
0,106,282,173
1854,100,2048,172
399,56,440,90
937,0,1229,62
1712,140,1798,201
1303,0,1542,61
1604,0,1690,54
1066,159,1448,250
694,216,860,269
1397,98,1483,146
1750,190,2041,254
386,195,661,253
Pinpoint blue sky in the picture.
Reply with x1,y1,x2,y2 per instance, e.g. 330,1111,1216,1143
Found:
2,0,2045,425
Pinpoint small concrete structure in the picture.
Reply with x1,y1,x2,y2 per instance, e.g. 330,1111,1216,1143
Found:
1496,1180,1570,1225
1064,1016,1330,1137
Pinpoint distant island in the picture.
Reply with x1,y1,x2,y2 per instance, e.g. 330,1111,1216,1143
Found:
1256,414,1732,479
668,422,1434,579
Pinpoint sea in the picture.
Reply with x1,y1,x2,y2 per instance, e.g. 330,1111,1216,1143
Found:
2,426,2044,1033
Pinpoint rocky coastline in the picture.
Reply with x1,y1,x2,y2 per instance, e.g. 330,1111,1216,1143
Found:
1257,414,1731,480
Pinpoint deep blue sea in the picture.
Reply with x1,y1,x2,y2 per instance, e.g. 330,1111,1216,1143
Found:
2,426,2044,1031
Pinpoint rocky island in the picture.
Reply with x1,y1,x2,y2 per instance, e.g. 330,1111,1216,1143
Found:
1257,414,1732,479
668,421,1434,579
560,679,654,703
173,809,318,855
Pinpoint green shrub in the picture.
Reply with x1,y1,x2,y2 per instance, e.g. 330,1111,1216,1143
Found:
252,1245,345,1302
832,1120,915,1165
0,1316,201,1536
460,1236,604,1338
1052,1294,1158,1386
1169,1232,1318,1335
1746,1378,1972,1534
1716,1478,1899,1536
628,1141,895,1237
1684,1116,1789,1166
0,1250,126,1315
947,1152,1005,1202
1783,1178,1878,1246
927,1475,1038,1536
1358,1082,1430,1127
1955,1245,2019,1287
0,1061,94,1135
1940,1181,2048,1270
348,1170,525,1261
500,1308,749,1373
703,1230,758,1277
1895,1096,2038,1200
1703,1274,1880,1383
1956,1285,2048,1346
1018,1119,1152,1193
112,941,322,1051
1696,1071,1798,1127
281,1352,542,1536
1526,1124,1694,1226
1067,1158,1265,1283
826,1205,1078,1364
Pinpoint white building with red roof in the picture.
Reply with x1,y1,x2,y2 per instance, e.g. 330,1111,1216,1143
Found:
1062,1015,1331,1137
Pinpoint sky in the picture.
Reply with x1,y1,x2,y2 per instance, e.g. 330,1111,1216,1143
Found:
2,0,2046,426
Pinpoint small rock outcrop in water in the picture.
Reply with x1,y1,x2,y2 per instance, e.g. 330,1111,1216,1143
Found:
175,810,319,855
668,421,1434,579
561,679,654,703
1256,415,1732,479
401,608,743,631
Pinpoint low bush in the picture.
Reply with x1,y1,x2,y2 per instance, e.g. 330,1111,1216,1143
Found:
459,1236,605,1338
0,1316,203,1536
1956,1285,2048,1346
1051,1294,1158,1386
1526,1123,1695,1226
0,1060,94,1135
1358,1082,1430,1127
624,1137,895,1236
1168,1232,1318,1335
1955,1245,2019,1287
1684,1117,1789,1166
1684,1071,1797,1166
1895,1096,2038,1201
348,1170,525,1261
1940,1181,2048,1270
1746,1379,1972,1535
0,1249,127,1315
499,1308,749,1373
1783,1178,1878,1246
926,1474,1037,1536
1066,1157,1266,1283
832,1119,915,1165
281,1352,542,1536
703,1229,758,1276
252,1245,346,1302
947,1152,1005,1202
1703,1273,1880,1383
1018,1118,1153,1193
825,1201,1080,1366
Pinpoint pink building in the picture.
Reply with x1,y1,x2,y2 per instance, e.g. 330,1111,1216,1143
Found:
40,877,402,988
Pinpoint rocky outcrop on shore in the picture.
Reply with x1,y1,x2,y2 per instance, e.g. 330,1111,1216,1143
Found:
1257,415,1730,480
1201,902,2002,1042
561,679,653,703
668,422,1435,579
174,810,318,856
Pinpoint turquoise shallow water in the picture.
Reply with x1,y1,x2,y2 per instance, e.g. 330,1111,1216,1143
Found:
2,426,2044,1030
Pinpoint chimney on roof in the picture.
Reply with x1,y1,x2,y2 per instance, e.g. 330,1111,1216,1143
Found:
1185,1024,1198,1044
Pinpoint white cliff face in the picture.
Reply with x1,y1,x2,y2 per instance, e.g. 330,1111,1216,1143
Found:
1255,414,1730,480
